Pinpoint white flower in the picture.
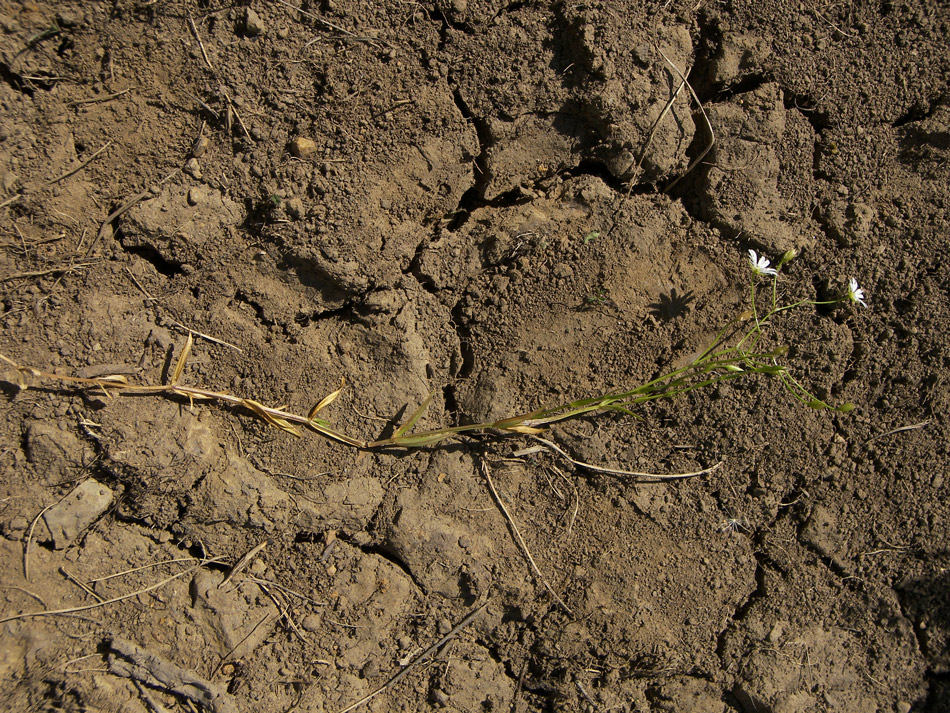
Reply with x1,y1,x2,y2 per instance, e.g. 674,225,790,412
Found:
748,249,777,277
846,278,867,307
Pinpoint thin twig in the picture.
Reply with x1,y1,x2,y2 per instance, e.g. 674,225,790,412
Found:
165,318,243,352
519,436,722,481
0,193,23,209
92,169,181,254
0,584,47,607
43,142,112,187
133,679,174,713
863,419,931,446
0,557,223,624
67,86,134,107
220,89,252,141
187,13,215,72
124,268,243,352
254,579,309,645
24,503,53,581
607,72,687,239
89,556,213,583
276,0,361,38
480,460,573,615
659,47,716,192
336,601,488,713
211,612,275,677
1,263,97,283
246,576,326,607
60,566,106,602
219,540,268,589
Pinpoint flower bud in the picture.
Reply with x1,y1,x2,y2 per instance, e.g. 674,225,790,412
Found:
777,247,800,269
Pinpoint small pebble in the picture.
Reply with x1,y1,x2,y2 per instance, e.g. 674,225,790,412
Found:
437,618,451,635
290,136,317,158
183,157,202,179
243,8,266,36
191,135,210,158
360,658,379,679
302,614,322,633
286,197,305,219
187,186,205,205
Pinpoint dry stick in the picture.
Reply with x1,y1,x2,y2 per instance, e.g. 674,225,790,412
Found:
254,579,309,645
863,419,931,445
60,566,106,603
660,47,716,193
67,86,133,107
89,557,211,584
1,262,97,283
219,88,252,141
91,169,181,254
165,319,242,353
336,601,489,713
0,557,223,625
210,612,275,678
246,576,326,607
124,268,243,353
0,353,364,447
219,540,268,589
43,141,113,187
275,0,361,39
133,679,174,713
23,503,53,581
605,64,686,237
0,193,22,209
0,584,47,607
519,436,722,481
480,460,574,616
0,143,112,209
187,13,215,72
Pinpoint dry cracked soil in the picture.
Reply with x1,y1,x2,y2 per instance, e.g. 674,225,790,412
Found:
0,1,949,712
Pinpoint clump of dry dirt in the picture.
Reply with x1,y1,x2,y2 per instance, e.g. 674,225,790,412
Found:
1,2,949,712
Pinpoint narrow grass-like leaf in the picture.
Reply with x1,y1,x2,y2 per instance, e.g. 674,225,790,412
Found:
242,399,302,437
393,392,433,438
303,420,365,448
505,425,546,435
171,333,193,385
491,410,543,430
308,385,343,420
388,431,450,448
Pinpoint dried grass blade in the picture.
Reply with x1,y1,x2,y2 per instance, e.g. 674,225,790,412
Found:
527,436,722,481
242,399,302,437
171,333,193,385
308,386,343,420
303,420,365,448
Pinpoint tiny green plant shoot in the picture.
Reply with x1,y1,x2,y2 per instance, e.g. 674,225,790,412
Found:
0,249,866,451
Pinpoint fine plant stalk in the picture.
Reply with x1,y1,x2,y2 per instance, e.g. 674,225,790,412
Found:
0,250,865,450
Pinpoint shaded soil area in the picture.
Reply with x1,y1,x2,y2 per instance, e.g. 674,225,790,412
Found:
1,1,949,712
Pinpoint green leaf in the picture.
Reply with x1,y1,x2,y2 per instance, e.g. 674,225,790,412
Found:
393,392,434,438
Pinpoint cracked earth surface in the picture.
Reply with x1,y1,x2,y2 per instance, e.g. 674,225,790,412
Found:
0,1,948,712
